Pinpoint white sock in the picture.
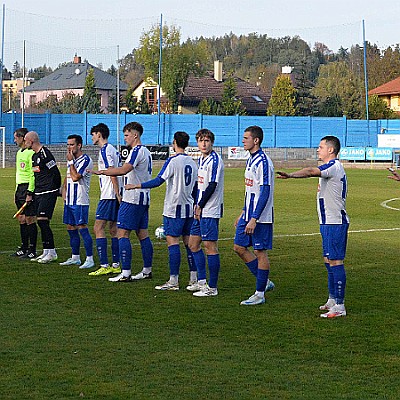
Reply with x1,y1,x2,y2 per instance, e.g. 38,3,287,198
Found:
122,270,131,277
72,255,80,261
169,275,178,284
190,271,197,282
143,267,152,274
86,256,94,262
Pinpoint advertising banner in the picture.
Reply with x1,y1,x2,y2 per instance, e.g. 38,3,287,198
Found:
228,147,250,160
365,148,393,161
339,147,366,161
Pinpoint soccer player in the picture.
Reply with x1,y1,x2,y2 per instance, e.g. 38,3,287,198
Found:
24,131,62,264
88,123,122,276
277,135,349,318
12,128,38,259
125,131,198,288
91,122,153,282
59,135,95,269
233,126,275,306
188,128,224,297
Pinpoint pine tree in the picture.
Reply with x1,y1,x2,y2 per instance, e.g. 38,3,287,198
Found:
82,68,101,113
267,75,296,116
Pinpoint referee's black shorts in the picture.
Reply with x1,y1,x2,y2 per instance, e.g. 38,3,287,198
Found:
14,183,36,217
35,192,58,220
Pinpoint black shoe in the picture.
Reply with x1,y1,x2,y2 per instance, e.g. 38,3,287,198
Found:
20,250,37,260
10,247,26,257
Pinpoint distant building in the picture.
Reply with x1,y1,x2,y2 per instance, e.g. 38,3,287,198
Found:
130,61,271,115
179,61,270,115
23,55,128,113
2,78,33,111
369,77,400,115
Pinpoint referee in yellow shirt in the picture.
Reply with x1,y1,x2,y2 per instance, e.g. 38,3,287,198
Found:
12,128,38,259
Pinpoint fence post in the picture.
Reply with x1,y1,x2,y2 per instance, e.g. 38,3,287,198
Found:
342,115,347,147
83,111,88,145
45,112,51,144
308,116,312,147
272,115,277,148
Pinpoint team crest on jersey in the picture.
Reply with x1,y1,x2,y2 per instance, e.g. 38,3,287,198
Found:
20,162,26,169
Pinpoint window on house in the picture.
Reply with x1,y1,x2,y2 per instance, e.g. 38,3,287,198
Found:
144,88,157,110
30,95,37,105
252,95,263,102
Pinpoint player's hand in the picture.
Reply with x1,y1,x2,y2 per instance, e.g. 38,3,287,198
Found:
124,184,140,190
26,195,33,203
194,205,202,220
245,218,257,235
88,169,102,175
234,212,243,228
276,171,290,179
387,168,400,181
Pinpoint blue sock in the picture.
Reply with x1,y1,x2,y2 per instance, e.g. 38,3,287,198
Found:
325,263,335,298
193,249,206,280
68,229,80,256
208,254,220,288
168,244,181,276
111,237,119,263
79,227,93,257
119,237,132,270
332,264,346,304
256,269,270,292
185,245,197,272
140,237,153,269
96,237,108,265
246,258,258,277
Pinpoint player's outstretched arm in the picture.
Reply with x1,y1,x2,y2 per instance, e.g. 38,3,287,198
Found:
387,168,400,181
277,167,321,179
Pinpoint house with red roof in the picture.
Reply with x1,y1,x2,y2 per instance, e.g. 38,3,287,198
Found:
369,77,400,115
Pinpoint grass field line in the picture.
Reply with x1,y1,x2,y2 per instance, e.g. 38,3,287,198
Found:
380,197,400,211
3,226,400,255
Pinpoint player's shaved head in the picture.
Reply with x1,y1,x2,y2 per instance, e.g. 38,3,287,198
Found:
25,131,39,143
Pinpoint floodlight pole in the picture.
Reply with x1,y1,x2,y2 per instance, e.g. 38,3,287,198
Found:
116,44,120,150
0,4,5,124
362,20,369,121
157,13,163,144
22,40,26,127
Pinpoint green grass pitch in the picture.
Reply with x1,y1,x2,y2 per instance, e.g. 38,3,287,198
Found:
0,166,399,399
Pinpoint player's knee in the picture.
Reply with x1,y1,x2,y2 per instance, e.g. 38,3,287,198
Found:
233,243,245,256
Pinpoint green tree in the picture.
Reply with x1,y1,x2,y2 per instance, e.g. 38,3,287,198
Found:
135,24,208,112
220,74,246,115
267,74,296,116
313,61,364,119
198,98,221,115
318,95,343,117
82,68,101,113
369,95,399,119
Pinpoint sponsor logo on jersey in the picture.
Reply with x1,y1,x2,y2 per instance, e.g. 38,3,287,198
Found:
245,178,253,187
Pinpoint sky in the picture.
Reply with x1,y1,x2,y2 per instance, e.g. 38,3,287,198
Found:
5,0,400,70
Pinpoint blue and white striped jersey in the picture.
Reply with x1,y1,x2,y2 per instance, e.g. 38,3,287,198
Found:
158,153,198,218
65,153,93,206
122,145,152,205
317,159,349,225
243,149,274,223
196,150,224,218
98,143,122,200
